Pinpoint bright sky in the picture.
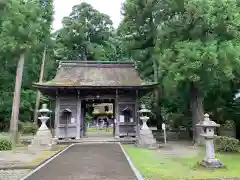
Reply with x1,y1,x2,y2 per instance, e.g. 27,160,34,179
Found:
53,0,125,31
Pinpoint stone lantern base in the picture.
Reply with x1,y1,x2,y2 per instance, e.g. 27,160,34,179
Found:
29,104,54,151
28,128,53,151
138,126,158,149
199,159,224,169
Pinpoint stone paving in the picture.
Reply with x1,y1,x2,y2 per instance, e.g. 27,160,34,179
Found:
0,146,63,180
0,170,29,180
0,150,37,180
0,148,43,169
25,143,137,180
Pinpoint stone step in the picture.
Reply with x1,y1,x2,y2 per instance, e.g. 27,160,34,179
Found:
57,138,137,145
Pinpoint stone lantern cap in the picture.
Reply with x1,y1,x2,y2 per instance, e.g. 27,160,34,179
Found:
137,104,151,114
38,104,52,113
196,113,220,128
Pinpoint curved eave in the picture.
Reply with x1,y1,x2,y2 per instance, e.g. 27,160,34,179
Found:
33,82,159,90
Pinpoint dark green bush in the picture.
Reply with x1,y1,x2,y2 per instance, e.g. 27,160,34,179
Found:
214,136,239,152
0,137,12,151
19,122,38,135
222,120,235,129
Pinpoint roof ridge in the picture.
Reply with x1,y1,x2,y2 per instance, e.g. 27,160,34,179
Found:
59,60,135,65
58,61,137,69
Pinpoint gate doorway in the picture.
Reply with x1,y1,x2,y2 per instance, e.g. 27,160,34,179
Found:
82,99,115,138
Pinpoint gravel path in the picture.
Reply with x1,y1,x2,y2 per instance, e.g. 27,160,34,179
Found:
158,141,200,158
24,143,137,180
0,170,29,180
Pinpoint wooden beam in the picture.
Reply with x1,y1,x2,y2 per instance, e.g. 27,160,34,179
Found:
81,95,115,100
118,102,135,105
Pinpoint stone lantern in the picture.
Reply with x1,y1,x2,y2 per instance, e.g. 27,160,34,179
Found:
196,113,223,168
137,104,157,148
138,104,151,130
29,104,53,150
38,104,52,129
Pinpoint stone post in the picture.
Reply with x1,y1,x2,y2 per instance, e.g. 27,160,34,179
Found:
196,113,224,168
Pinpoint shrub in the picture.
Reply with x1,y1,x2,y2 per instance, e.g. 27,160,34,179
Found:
19,122,38,135
0,137,12,151
214,136,239,152
222,120,235,129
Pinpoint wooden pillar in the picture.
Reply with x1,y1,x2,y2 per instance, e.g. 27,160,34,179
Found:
76,90,81,139
135,90,140,138
80,102,85,137
55,90,60,139
113,99,116,136
115,89,119,138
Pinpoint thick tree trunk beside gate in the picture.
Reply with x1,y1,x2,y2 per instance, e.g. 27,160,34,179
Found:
190,82,204,145
152,59,163,129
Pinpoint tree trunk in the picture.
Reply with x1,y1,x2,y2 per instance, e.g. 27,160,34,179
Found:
152,60,163,129
189,82,204,145
9,53,25,148
33,47,47,124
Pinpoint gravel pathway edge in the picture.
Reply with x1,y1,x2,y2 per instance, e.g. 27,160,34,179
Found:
119,143,144,180
19,144,74,180
0,148,66,170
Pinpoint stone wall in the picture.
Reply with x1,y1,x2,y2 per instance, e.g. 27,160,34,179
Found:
219,127,236,138
152,129,192,142
219,120,236,138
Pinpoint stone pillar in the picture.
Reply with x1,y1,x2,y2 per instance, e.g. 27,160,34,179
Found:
205,139,215,161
